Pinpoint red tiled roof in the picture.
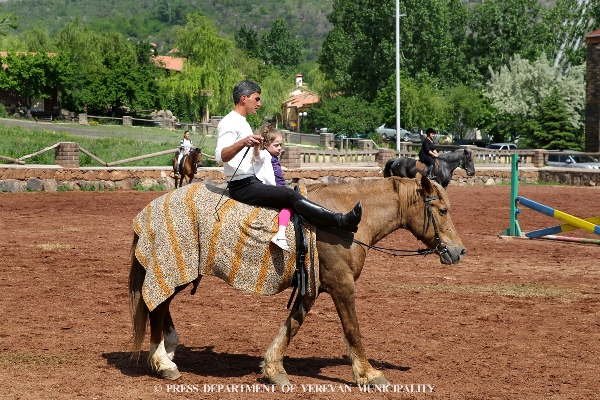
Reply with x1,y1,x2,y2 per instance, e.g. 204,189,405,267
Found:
586,29,600,44
153,55,184,72
283,91,319,108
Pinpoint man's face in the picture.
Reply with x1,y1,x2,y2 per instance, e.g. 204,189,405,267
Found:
243,92,261,115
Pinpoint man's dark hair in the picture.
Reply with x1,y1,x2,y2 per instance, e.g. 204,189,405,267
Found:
426,128,435,135
233,80,261,104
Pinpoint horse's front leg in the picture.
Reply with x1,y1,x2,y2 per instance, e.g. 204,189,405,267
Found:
262,298,314,385
329,281,390,386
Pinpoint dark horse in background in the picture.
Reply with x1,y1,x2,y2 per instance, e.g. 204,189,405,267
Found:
384,148,475,189
172,147,203,189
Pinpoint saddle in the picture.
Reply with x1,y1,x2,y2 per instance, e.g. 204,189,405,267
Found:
415,159,438,177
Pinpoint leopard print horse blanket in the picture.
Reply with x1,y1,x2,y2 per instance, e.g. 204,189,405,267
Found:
133,183,319,311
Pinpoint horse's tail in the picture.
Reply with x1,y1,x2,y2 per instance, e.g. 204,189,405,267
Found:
383,158,395,178
129,233,148,358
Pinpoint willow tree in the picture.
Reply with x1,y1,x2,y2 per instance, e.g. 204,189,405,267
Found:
162,13,242,122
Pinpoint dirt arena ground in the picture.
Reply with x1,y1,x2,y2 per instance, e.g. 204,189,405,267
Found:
1,183,599,399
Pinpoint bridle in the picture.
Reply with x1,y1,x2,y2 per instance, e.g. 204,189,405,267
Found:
321,194,448,258
461,151,475,175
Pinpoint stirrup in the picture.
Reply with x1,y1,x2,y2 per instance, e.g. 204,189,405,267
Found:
271,236,291,252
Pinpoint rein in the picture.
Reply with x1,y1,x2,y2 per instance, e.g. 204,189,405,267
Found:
317,195,448,258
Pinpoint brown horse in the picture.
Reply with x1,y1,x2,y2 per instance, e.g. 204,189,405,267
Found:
172,147,203,189
129,175,466,385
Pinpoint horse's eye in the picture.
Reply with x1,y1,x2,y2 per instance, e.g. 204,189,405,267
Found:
439,209,448,216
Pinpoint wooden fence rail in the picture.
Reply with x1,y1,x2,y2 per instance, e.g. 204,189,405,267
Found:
1,141,598,170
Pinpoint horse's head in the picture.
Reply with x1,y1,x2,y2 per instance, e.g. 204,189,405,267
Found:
192,147,203,167
398,175,466,264
461,149,476,176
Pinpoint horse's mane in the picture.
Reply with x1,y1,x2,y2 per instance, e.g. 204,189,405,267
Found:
306,177,432,221
439,149,470,162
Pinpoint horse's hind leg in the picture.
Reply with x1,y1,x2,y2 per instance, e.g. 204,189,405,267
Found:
163,311,178,361
262,298,314,385
148,296,181,380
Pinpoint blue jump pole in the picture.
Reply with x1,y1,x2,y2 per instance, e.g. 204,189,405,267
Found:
517,196,600,237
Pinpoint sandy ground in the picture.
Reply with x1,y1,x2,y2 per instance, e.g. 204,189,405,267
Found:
0,184,599,399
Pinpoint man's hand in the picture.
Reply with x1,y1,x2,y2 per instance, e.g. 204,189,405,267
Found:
244,135,263,147
221,135,264,162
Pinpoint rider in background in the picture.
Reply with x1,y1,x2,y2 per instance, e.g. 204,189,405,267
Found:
419,128,439,178
252,123,292,251
176,130,193,177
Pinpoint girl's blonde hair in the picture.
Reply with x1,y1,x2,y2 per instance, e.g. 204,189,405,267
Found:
259,123,283,148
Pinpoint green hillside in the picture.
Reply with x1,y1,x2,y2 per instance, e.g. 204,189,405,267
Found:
0,0,333,61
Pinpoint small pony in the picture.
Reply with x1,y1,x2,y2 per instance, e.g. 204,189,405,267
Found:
172,147,203,189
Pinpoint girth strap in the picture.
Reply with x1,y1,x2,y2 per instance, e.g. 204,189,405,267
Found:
287,186,309,312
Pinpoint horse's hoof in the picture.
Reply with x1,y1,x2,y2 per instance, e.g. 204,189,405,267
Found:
267,373,291,386
160,368,181,380
368,375,390,386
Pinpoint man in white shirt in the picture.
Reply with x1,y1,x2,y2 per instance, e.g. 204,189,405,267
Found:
215,80,362,233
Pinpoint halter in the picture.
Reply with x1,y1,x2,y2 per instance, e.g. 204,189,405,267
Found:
321,194,448,258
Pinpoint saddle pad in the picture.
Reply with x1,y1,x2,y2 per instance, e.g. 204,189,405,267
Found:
415,160,437,174
133,183,319,311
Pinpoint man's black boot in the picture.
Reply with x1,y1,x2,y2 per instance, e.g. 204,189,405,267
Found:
294,199,362,232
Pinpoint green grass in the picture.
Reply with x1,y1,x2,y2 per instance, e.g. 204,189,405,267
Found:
0,124,218,167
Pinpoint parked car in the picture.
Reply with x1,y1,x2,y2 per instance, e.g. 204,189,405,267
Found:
486,143,517,151
334,132,370,140
376,124,422,142
547,152,600,169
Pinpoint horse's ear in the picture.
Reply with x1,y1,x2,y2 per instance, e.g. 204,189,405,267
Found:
420,174,435,196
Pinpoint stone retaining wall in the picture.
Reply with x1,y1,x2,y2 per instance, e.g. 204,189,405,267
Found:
0,165,597,192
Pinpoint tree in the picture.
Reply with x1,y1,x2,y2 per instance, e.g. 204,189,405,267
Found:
444,85,491,140
23,24,53,52
163,13,243,122
544,0,600,70
467,0,551,81
100,45,162,115
374,74,447,132
319,0,469,101
0,52,72,109
522,87,582,150
172,13,230,65
0,12,18,36
318,0,396,101
400,0,456,83
260,19,302,74
308,95,381,135
235,25,261,59
153,0,188,25
484,53,585,131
